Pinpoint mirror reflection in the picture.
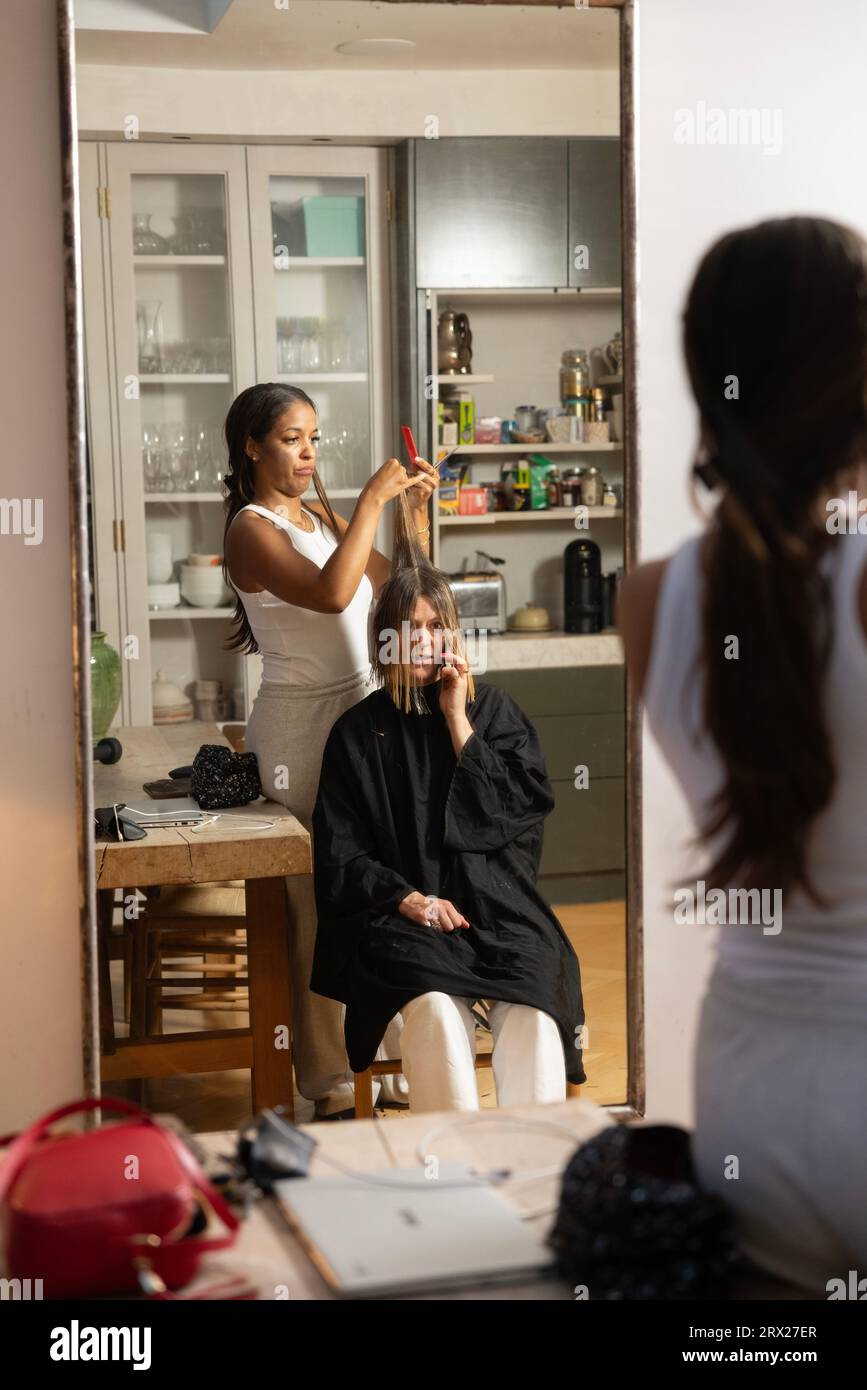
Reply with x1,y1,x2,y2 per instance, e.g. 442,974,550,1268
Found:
76,0,631,1286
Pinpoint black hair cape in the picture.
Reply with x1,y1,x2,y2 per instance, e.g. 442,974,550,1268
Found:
310,677,587,1086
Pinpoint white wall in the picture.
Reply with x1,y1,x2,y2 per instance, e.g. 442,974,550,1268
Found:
638,0,867,1122
75,65,619,139
0,0,85,1128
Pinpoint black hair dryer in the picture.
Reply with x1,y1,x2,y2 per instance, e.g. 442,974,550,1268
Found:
564,537,602,634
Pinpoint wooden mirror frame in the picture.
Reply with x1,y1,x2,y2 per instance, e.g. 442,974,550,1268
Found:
58,0,642,1117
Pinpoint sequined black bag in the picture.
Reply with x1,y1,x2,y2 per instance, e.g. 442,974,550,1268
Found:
190,744,262,811
547,1124,740,1300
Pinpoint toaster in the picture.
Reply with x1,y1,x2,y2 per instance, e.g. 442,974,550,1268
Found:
446,569,507,635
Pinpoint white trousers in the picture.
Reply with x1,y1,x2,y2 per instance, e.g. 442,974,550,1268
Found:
396,992,567,1114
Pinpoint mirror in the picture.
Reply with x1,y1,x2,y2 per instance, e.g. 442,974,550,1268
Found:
65,0,640,1132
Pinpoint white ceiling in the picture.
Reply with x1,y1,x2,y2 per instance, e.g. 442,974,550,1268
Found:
74,0,619,71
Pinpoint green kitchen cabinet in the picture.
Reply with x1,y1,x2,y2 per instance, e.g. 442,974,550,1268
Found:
482,665,625,904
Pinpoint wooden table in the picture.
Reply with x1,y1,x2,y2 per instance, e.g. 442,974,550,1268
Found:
190,1098,615,1300
94,722,311,1114
181,1100,814,1302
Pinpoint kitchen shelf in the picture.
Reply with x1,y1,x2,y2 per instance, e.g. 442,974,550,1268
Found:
139,374,231,384
134,255,226,267
439,442,622,455
276,372,368,384
144,487,364,504
149,607,234,620
145,492,225,503
274,257,365,268
436,374,495,386
439,507,623,526
433,287,621,305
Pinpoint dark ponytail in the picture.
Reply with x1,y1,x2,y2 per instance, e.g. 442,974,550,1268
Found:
221,382,342,653
683,216,867,904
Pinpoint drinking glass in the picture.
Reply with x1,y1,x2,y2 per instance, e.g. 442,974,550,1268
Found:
137,301,164,373
191,423,211,493
141,422,162,491
210,425,227,490
165,425,192,492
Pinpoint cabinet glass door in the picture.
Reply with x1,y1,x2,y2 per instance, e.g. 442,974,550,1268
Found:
248,149,389,498
104,145,255,724
131,172,233,497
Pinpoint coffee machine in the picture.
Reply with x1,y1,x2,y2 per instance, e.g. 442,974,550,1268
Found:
564,537,602,633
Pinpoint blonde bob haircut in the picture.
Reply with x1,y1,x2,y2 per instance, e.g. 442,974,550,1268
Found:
370,486,476,715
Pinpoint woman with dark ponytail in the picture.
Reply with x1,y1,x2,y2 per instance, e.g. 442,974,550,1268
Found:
619,216,867,1290
222,382,437,1118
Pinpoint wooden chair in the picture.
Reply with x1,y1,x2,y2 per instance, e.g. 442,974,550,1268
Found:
102,879,294,1120
129,881,248,1038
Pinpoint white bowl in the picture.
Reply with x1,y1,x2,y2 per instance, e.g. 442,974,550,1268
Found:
179,566,231,608
148,582,181,609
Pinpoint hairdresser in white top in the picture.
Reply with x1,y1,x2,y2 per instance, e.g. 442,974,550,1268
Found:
223,383,437,1119
619,216,867,1292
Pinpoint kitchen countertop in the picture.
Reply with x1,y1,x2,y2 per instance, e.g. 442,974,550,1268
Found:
468,629,624,671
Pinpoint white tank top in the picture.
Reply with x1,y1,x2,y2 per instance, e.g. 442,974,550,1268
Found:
229,502,374,688
644,529,867,981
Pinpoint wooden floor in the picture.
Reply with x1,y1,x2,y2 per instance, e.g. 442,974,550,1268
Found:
104,899,627,1133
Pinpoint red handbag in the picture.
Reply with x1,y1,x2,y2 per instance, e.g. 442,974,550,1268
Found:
0,1097,252,1299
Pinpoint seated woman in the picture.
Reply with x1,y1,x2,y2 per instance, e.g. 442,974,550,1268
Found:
310,494,586,1113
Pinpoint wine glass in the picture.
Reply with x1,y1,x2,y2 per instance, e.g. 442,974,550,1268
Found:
165,425,191,492
210,425,227,491
190,422,212,493
141,422,162,492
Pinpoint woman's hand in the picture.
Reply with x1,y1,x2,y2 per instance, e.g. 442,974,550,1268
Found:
360,457,429,511
398,891,470,931
406,456,439,522
438,653,470,723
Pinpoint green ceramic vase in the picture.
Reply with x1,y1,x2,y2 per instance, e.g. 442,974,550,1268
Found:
90,631,121,740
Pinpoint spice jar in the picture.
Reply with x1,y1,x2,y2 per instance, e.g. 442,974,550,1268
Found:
560,349,590,403
546,466,562,508
560,467,585,508
602,480,618,507
511,460,531,511
581,466,603,507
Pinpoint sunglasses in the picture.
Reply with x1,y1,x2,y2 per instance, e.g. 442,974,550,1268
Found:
94,803,147,842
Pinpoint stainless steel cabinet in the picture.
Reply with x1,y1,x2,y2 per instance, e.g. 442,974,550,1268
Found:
568,138,621,289
415,137,569,288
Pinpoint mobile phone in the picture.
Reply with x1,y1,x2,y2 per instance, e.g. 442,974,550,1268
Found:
401,425,419,472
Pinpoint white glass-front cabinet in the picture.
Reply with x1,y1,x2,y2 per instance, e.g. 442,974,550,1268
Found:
246,146,390,501
82,143,390,726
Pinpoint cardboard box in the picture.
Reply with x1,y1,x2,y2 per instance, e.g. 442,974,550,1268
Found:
458,486,488,516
